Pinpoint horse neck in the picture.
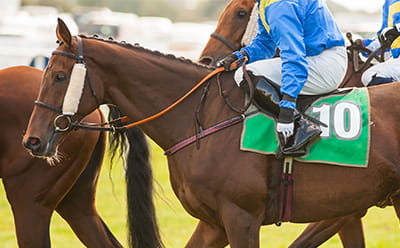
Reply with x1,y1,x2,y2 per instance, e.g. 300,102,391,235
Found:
86,39,240,150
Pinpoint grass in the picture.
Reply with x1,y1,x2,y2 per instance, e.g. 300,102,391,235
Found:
0,139,399,247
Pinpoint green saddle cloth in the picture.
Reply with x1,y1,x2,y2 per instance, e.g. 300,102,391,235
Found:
241,88,370,167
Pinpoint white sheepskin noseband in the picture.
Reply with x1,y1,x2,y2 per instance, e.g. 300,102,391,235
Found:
62,63,87,115
241,3,259,47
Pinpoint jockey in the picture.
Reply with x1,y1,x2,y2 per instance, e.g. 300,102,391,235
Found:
359,0,400,86
217,0,347,157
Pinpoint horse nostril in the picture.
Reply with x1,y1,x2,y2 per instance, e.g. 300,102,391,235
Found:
199,56,214,66
24,137,41,151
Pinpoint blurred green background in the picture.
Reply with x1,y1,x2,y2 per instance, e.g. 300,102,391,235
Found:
0,139,399,247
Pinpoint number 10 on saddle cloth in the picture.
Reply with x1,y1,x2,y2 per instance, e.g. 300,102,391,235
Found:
241,88,370,167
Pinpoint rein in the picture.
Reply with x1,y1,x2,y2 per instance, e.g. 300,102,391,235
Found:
340,48,385,88
34,100,122,132
121,66,225,129
217,58,254,113
165,60,254,155
341,33,388,88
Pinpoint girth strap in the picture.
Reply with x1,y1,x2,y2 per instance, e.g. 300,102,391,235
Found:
276,156,293,225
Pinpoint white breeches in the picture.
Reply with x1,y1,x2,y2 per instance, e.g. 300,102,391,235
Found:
361,57,400,86
234,46,348,95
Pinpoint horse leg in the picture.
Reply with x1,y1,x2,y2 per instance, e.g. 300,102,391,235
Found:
12,205,52,248
288,210,367,248
55,132,122,248
220,204,262,248
391,189,400,221
3,179,52,248
288,219,347,248
56,191,122,248
337,217,365,248
185,220,228,248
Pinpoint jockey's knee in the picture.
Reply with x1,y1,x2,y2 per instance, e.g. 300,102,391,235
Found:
367,74,394,86
234,67,244,86
361,71,374,86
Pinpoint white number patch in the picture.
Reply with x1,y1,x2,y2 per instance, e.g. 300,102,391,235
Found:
312,101,362,140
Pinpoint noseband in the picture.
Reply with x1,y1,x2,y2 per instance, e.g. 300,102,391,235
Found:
210,32,241,52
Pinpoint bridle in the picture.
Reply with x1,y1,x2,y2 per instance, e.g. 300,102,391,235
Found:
34,36,120,132
199,32,243,65
34,35,228,133
208,4,258,54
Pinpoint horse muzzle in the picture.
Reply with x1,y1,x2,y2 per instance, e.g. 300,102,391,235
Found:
23,132,60,158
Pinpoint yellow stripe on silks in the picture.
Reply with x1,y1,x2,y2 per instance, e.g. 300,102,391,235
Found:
62,63,87,115
388,2,400,50
259,0,281,33
388,1,400,28
391,37,400,49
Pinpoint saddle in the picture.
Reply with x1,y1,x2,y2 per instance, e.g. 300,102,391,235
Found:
241,74,331,157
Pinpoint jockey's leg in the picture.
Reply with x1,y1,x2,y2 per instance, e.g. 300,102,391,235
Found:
234,63,321,157
362,58,400,86
368,75,394,86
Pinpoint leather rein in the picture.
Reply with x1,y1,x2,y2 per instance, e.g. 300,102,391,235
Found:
34,35,237,133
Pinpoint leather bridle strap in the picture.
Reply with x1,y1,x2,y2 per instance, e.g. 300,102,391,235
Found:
210,32,241,51
35,100,62,113
52,37,99,106
52,36,84,62
34,100,125,131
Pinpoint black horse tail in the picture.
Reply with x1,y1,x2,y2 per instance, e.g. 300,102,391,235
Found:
107,105,163,248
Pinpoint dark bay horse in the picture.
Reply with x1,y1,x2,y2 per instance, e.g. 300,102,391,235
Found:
23,19,400,248
1,66,161,247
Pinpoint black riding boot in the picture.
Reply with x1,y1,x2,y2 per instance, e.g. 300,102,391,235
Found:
284,112,321,152
240,75,321,157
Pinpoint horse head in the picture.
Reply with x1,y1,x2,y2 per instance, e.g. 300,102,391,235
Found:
23,18,103,158
199,0,257,65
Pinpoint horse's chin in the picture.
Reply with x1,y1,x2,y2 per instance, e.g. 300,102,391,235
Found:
30,146,63,166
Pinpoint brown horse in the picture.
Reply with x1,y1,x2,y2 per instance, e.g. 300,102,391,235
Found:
199,1,384,247
23,19,400,248
1,66,161,247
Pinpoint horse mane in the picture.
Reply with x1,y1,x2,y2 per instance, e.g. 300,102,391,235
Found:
78,34,214,70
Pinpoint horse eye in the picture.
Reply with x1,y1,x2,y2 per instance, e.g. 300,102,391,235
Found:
54,73,66,83
237,10,247,17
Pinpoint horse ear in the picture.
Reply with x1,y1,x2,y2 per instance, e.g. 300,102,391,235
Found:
56,18,72,47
